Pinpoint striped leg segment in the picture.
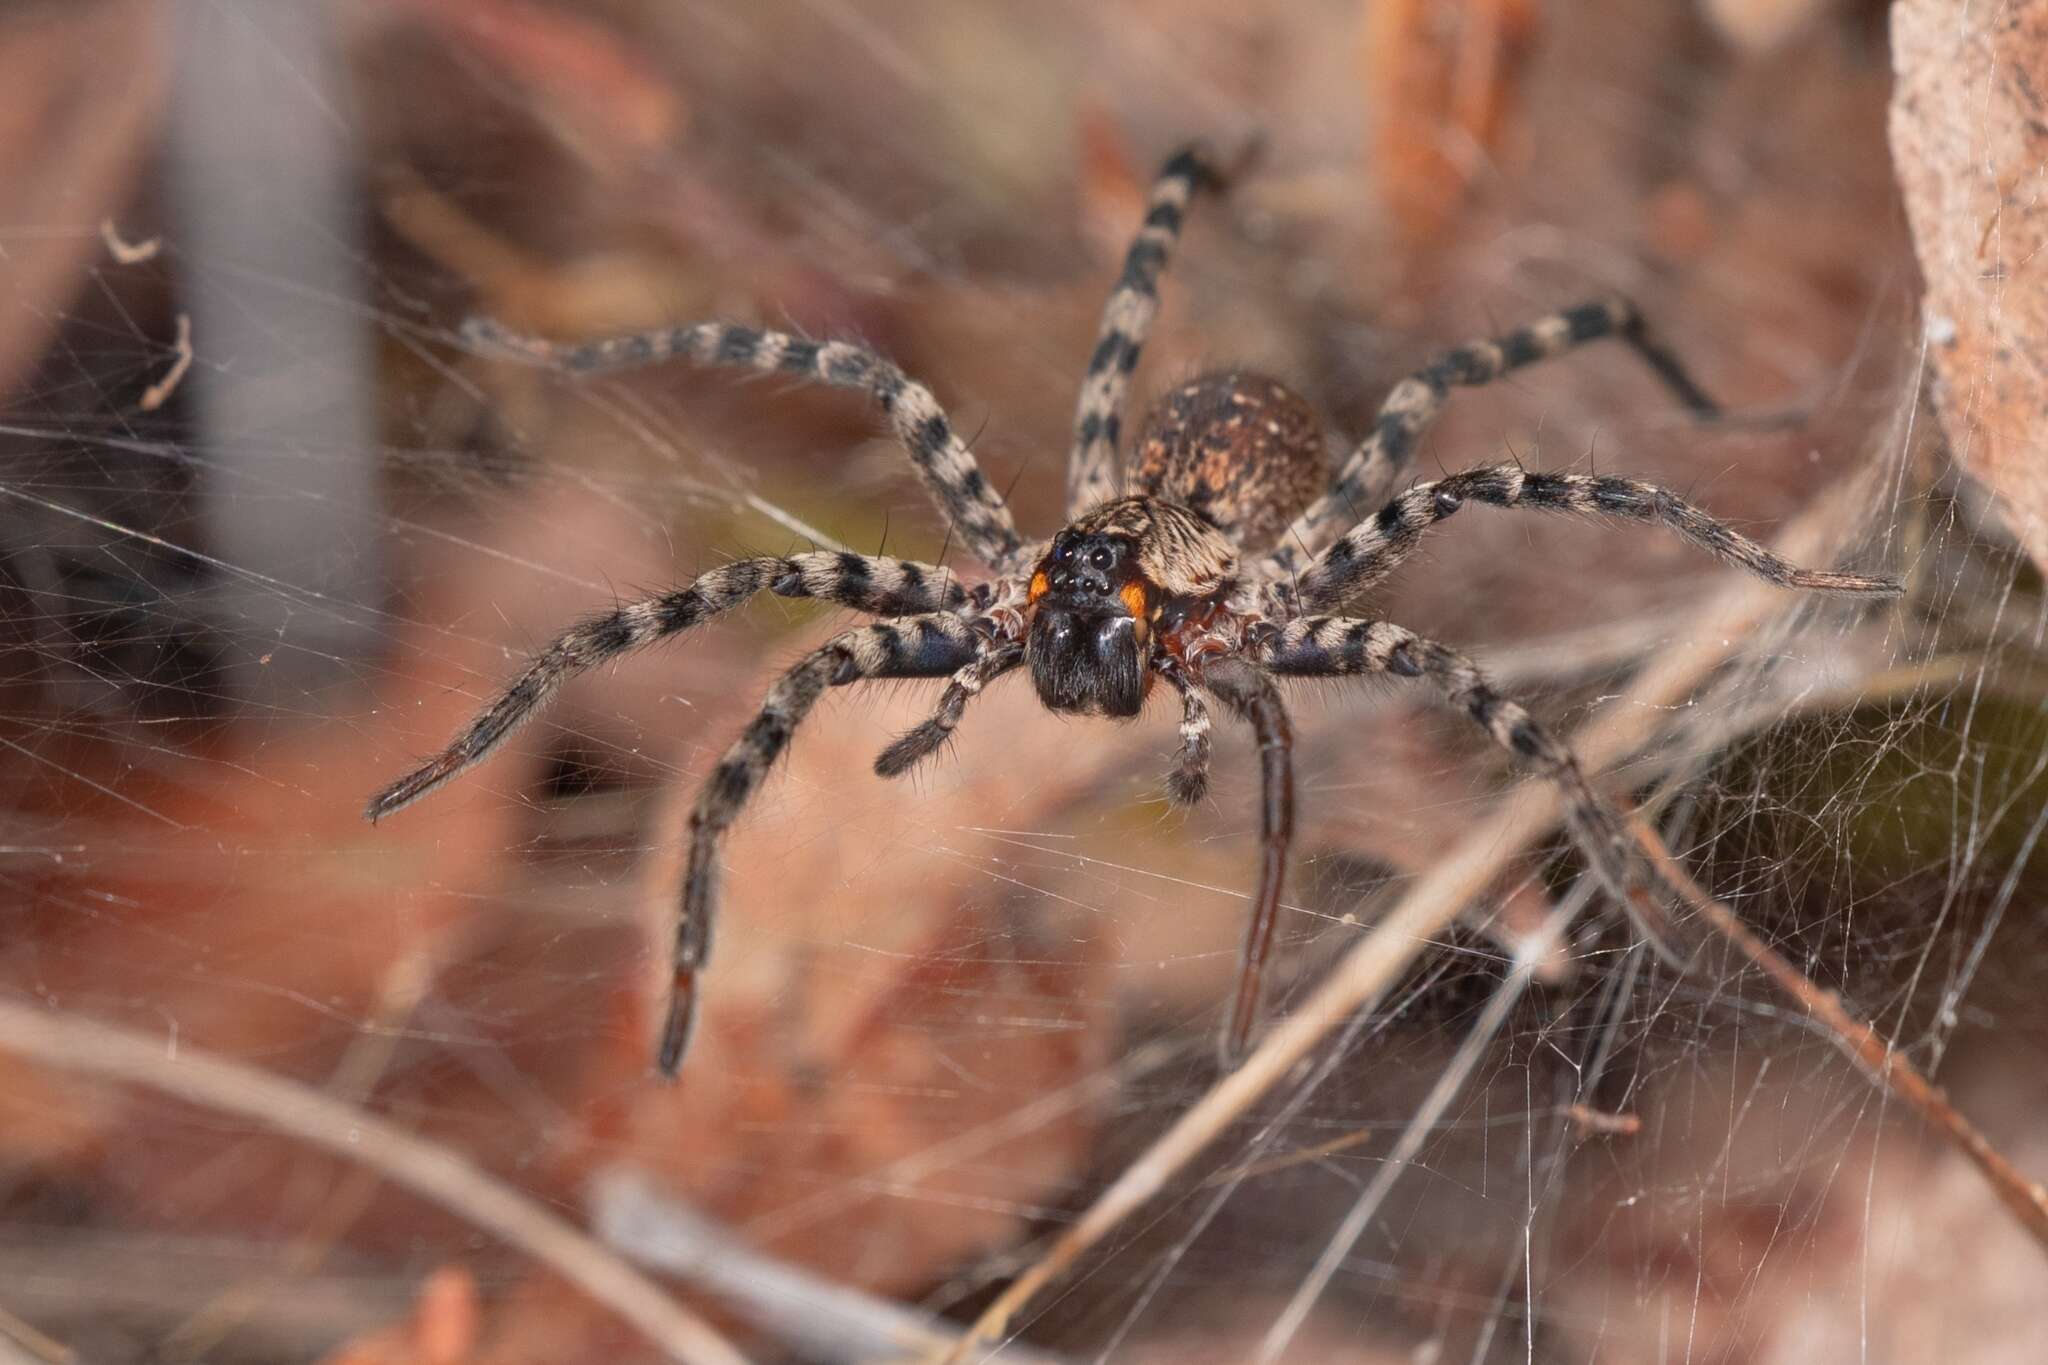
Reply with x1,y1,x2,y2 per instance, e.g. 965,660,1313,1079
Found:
873,641,1024,778
364,552,967,822
661,615,982,1076
1260,618,1694,965
1293,464,1904,613
1157,661,1214,806
1065,144,1231,517
1201,658,1296,1068
1257,298,1725,580
465,317,1024,568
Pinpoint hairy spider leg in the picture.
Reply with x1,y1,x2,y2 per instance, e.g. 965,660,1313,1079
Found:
464,317,1025,570
1259,617,1695,967
663,614,985,1076
1258,297,1726,581
873,641,1025,777
1293,464,1905,614
1066,144,1233,518
1201,659,1296,1067
364,552,966,821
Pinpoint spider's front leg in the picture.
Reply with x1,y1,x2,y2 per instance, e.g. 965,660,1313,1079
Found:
364,552,970,821
1258,616,1696,966
873,640,1025,778
663,614,985,1076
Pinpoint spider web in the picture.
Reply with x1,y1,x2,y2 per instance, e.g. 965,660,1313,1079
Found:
2,2,2045,1362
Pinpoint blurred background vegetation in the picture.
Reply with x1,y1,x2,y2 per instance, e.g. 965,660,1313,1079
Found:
1,1,2045,1361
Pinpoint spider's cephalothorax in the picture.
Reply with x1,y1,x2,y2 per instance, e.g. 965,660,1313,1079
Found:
1025,498,1230,714
1026,371,1328,716
370,142,1903,1079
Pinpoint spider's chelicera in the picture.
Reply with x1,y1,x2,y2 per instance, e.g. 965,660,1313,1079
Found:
367,145,1902,1078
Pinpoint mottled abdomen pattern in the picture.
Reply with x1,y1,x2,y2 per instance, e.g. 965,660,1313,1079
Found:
1130,372,1328,551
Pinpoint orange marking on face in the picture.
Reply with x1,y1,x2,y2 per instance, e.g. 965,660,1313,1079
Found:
1029,571,1049,604
1119,581,1149,619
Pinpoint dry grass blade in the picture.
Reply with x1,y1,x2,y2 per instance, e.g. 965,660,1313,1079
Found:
940,467,1902,1363
1254,884,1586,1363
0,1303,70,1365
0,1001,751,1365
138,312,192,412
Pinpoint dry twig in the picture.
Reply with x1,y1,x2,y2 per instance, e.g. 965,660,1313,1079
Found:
1625,817,2048,1249
98,217,161,265
0,1000,751,1365
1254,885,1584,1362
0,1304,70,1365
1565,1103,1642,1139
139,312,192,412
592,1172,1070,1365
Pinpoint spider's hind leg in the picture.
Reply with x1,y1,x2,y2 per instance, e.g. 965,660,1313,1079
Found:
1290,464,1904,613
1201,658,1296,1068
1260,298,1727,579
1259,616,1697,966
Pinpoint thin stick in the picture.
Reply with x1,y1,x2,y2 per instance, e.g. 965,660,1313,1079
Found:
591,1171,1069,1365
161,941,448,1358
100,218,162,265
1626,818,2048,1248
139,313,193,412
1256,888,1582,1362
940,471,1899,1363
740,491,856,556
0,1001,751,1365
0,1304,70,1365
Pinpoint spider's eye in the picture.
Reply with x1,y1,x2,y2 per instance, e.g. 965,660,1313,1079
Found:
1088,547,1114,571
1053,541,1073,561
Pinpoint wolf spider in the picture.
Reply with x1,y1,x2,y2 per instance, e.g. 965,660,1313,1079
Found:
367,145,1901,1076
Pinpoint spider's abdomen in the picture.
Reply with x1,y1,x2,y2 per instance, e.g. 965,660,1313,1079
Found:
1130,372,1327,551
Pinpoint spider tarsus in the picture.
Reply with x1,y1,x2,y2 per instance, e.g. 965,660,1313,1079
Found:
874,725,944,779
1696,402,1810,433
1166,766,1208,807
1567,810,1703,973
654,979,695,1082
1187,129,1266,190
362,761,451,824
1794,568,1905,598
1613,305,1724,419
1216,978,1260,1072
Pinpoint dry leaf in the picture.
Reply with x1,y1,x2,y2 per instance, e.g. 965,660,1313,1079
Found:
1893,0,2048,576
